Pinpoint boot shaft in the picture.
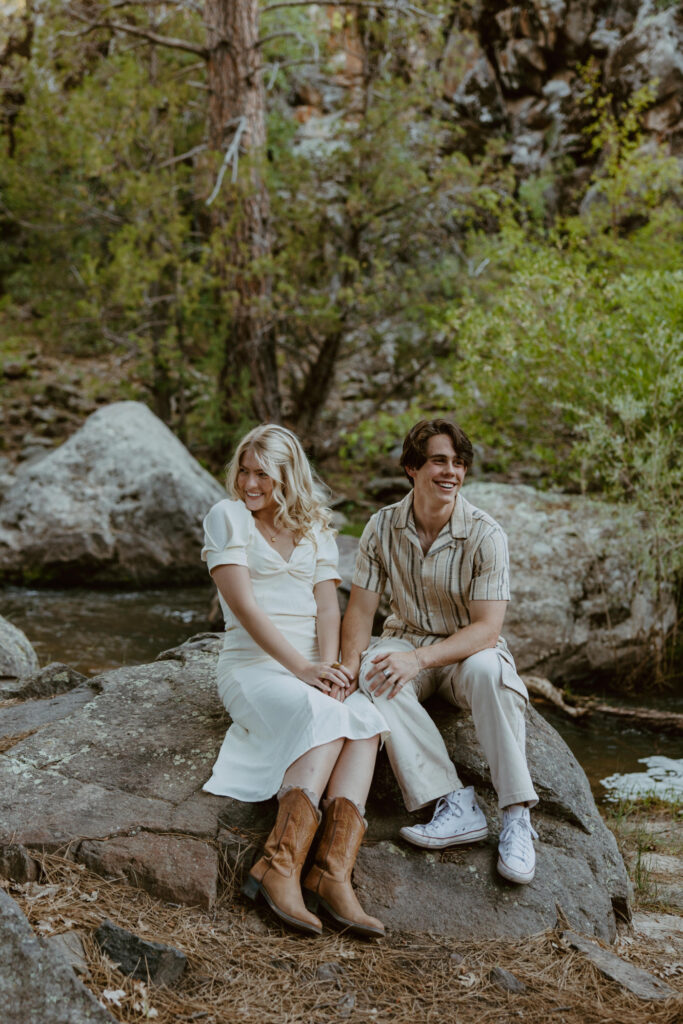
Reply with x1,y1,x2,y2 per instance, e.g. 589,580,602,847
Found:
312,797,367,884
256,787,321,881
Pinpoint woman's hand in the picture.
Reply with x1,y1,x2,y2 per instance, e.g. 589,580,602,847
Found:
329,664,359,702
365,648,422,700
298,661,352,695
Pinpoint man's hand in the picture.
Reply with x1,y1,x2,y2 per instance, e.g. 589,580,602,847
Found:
366,648,423,700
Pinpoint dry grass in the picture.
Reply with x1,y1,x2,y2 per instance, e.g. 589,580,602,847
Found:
4,849,681,1024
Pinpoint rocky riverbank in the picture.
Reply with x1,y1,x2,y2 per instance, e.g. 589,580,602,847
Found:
0,401,675,684
1,631,681,1022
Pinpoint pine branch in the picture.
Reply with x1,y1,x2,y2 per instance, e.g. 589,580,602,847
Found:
263,1,440,20
68,10,208,57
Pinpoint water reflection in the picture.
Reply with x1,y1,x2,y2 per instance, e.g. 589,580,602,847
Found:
601,755,683,803
535,703,682,803
0,585,214,675
2,585,681,801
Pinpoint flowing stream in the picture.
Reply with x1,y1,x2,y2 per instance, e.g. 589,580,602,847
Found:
2,586,681,805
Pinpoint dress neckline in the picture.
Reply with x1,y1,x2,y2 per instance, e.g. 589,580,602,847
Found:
251,518,301,565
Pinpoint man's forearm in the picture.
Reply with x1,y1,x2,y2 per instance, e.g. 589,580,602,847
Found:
416,620,499,671
341,603,374,676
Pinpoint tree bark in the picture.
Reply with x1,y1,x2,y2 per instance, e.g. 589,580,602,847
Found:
204,0,280,431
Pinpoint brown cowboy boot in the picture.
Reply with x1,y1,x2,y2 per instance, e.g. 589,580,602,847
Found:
303,796,385,938
243,788,323,935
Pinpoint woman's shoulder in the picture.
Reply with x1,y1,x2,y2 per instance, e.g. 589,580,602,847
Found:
310,521,338,554
204,498,253,532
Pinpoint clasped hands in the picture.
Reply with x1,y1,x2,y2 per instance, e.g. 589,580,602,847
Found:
302,648,422,702
299,660,354,701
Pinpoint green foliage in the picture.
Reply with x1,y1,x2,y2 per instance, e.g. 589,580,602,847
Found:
440,82,683,589
0,3,213,434
1,0,681,611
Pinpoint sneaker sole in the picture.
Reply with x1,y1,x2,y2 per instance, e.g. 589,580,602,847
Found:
399,825,489,850
496,856,535,884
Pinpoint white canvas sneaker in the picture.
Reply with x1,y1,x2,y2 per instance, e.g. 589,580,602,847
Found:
399,786,488,850
497,806,538,884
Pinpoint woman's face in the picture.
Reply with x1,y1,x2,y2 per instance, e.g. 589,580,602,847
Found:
237,449,277,516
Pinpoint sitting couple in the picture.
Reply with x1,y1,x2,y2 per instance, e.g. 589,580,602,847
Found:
201,419,538,938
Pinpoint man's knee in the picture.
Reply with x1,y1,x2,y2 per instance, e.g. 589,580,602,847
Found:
459,648,501,689
459,650,525,714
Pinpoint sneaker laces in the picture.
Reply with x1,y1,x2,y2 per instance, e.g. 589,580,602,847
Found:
499,816,538,861
431,793,463,826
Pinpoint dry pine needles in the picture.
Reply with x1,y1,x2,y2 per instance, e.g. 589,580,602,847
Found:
4,850,682,1024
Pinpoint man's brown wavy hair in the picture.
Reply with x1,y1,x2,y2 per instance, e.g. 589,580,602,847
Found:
399,419,474,483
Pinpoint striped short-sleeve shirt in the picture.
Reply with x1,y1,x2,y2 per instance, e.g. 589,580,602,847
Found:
353,490,511,649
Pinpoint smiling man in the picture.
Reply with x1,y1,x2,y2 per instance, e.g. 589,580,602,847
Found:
341,418,539,884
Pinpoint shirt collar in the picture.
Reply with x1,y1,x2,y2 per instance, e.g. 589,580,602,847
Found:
393,491,472,545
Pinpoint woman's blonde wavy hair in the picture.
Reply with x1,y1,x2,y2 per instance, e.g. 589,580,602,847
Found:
225,424,334,539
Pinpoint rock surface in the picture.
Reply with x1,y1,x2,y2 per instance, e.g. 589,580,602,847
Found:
0,684,98,741
337,482,675,685
5,662,89,701
446,0,683,187
0,635,630,942
0,401,225,586
0,612,39,679
94,919,187,986
562,929,677,1000
0,887,115,1023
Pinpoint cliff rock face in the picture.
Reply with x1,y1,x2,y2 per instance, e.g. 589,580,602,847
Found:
446,0,683,187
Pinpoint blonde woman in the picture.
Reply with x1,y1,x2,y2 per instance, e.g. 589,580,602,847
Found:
201,424,388,937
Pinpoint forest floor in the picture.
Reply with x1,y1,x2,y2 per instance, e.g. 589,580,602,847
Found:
4,801,682,1024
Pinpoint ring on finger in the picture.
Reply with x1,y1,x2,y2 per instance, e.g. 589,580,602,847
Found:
383,668,391,678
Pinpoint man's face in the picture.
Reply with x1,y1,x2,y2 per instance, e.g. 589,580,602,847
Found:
406,434,467,510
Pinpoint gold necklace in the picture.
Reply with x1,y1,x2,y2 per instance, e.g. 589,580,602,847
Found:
257,518,281,543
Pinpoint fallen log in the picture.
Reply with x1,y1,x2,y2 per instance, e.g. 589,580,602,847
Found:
522,675,588,718
522,675,683,734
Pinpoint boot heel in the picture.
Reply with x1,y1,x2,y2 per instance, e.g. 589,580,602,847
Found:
303,888,320,913
242,874,260,902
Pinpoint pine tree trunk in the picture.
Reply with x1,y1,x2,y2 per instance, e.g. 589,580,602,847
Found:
204,0,280,431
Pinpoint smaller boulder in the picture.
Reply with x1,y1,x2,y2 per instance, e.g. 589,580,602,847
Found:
78,833,218,910
0,843,39,882
0,614,39,680
11,663,88,701
94,919,186,987
488,966,526,993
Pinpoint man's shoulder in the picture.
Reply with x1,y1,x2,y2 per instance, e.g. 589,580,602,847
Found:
460,493,507,537
365,494,411,530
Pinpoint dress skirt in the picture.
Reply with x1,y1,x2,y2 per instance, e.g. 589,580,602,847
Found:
202,638,390,802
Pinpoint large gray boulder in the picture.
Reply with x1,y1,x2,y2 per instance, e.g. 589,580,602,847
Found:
0,636,630,941
0,401,225,586
0,888,115,1024
338,482,676,685
0,613,39,679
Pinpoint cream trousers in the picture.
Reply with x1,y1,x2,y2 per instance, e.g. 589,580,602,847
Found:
359,639,539,813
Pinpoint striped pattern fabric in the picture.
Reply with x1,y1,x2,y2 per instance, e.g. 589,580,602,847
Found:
353,490,511,646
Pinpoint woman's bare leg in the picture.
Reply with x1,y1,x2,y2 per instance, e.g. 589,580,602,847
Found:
326,736,380,807
282,739,345,802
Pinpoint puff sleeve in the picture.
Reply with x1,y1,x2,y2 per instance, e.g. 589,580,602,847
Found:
201,500,251,574
313,528,341,586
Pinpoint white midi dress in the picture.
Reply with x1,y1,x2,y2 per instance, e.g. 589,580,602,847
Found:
201,499,389,801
